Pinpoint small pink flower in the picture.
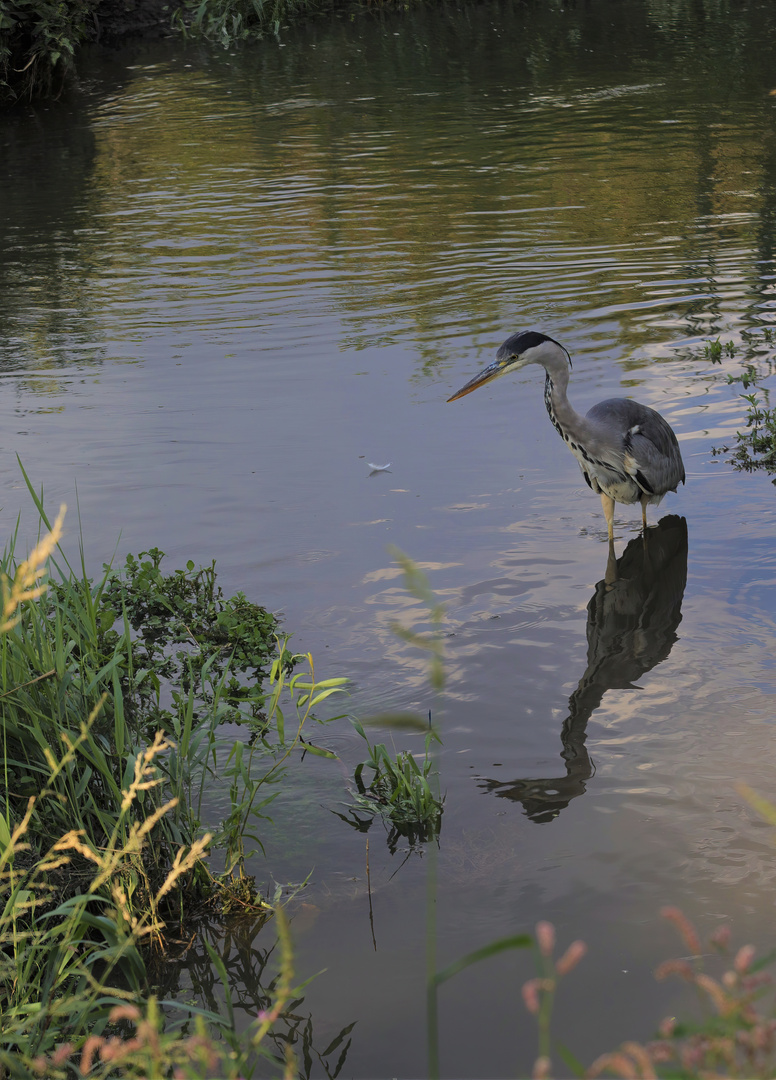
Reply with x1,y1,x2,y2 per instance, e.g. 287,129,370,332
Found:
659,1016,676,1038
80,1036,104,1076
50,1044,73,1067
710,925,731,951
695,973,731,1015
109,1004,141,1023
532,1055,551,1079
522,978,542,1015
647,1039,674,1062
588,1052,638,1079
660,906,701,955
536,921,555,958
555,940,586,976
734,944,756,974
622,1041,658,1079
655,959,694,982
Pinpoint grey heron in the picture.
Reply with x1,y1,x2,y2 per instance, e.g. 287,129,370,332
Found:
448,331,685,540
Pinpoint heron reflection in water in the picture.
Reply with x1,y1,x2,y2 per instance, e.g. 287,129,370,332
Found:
479,514,688,823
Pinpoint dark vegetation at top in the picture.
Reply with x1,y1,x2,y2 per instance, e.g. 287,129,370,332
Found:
0,0,326,103
0,0,95,101
3,0,775,105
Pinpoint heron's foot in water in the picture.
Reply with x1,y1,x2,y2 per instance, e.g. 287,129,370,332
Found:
600,492,615,542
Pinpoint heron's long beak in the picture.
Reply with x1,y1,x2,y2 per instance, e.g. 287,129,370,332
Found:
447,358,507,402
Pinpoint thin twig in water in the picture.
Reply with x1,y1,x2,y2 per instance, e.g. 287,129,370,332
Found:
366,837,377,952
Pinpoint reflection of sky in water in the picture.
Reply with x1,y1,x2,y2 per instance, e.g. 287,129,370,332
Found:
2,2,776,1072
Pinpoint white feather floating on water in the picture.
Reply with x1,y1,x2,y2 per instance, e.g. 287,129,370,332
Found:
367,462,392,472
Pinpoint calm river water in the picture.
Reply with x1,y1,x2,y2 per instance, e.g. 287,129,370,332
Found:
3,0,776,1074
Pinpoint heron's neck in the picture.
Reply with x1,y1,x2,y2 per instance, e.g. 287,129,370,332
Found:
542,363,586,441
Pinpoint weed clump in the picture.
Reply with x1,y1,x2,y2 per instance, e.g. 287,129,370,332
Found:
696,329,776,476
3,533,284,887
96,547,283,732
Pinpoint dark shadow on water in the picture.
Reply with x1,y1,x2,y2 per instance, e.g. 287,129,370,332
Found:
479,515,688,823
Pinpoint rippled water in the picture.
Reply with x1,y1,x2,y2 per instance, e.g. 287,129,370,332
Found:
3,0,776,1073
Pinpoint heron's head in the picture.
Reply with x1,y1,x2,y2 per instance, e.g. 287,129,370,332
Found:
447,331,570,402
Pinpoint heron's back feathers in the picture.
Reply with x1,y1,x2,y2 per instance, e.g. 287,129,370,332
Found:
585,398,685,499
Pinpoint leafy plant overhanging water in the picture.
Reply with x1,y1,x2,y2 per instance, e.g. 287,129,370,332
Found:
700,329,776,477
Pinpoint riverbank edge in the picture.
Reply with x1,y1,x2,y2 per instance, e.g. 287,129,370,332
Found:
0,0,360,104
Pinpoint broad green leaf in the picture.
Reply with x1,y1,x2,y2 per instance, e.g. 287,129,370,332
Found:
310,687,345,706
301,743,337,760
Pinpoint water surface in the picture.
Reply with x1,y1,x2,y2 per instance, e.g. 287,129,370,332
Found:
2,0,776,1073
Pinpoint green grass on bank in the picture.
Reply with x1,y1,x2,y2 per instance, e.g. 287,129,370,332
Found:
175,0,322,45
0,475,349,1076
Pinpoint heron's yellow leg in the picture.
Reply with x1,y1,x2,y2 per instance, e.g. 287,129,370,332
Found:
600,492,615,541
640,495,649,531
